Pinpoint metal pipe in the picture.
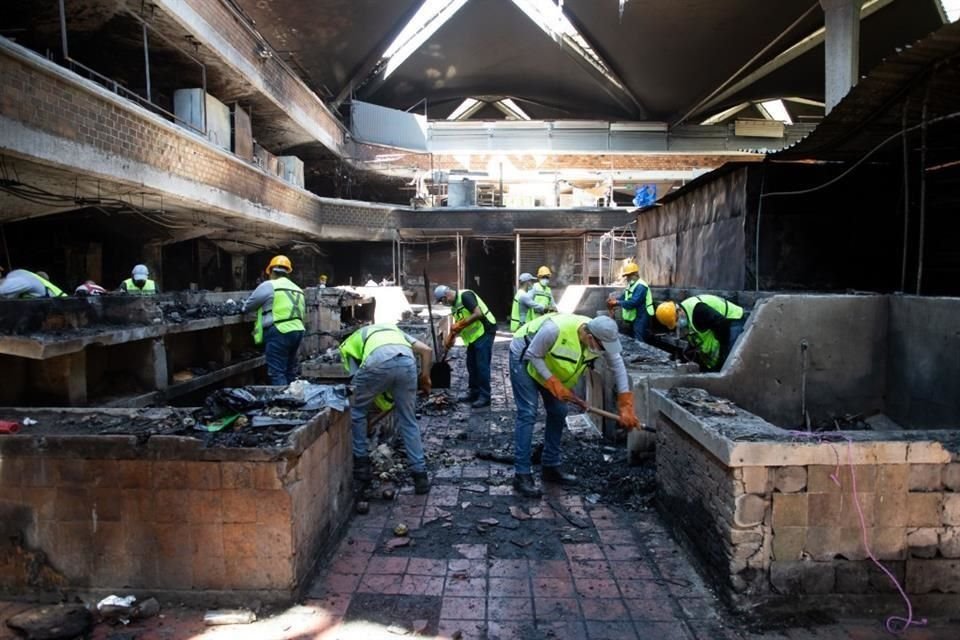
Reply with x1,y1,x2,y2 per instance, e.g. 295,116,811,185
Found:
142,23,152,103
675,2,818,125
598,234,604,285
800,339,810,431
515,233,520,287
58,0,69,60
916,86,930,294
900,101,910,292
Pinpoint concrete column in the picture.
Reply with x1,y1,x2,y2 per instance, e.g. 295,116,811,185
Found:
151,339,169,390
231,255,246,291
820,0,863,113
36,351,87,406
144,244,163,290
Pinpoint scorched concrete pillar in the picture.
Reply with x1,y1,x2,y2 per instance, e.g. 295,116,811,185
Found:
820,0,864,113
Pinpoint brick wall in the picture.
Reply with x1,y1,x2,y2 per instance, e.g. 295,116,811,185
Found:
0,409,352,603
352,141,757,173
157,0,344,152
656,414,960,610
0,44,395,236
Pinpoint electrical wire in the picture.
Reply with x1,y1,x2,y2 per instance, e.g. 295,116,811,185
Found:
753,109,960,290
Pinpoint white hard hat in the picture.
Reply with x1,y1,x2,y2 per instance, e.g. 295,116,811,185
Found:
434,284,450,301
132,264,149,281
518,272,535,283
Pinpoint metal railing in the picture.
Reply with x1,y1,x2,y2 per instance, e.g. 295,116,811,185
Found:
57,0,208,136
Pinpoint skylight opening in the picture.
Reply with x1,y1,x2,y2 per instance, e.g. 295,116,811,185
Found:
510,0,627,91
447,98,482,120
758,99,793,125
381,0,470,79
942,0,960,22
496,98,532,120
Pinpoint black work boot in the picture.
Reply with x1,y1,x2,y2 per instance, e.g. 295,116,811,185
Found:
512,473,542,498
542,465,578,486
457,392,478,403
353,456,373,483
470,397,491,409
411,471,430,495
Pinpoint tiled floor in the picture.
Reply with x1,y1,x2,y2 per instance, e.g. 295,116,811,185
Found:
2,339,958,639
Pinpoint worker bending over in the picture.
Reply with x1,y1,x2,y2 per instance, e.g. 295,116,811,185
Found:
119,264,158,295
510,314,639,497
242,255,306,385
608,262,654,342
340,323,433,494
434,284,496,408
656,294,746,372
0,269,66,298
530,266,558,318
511,272,550,332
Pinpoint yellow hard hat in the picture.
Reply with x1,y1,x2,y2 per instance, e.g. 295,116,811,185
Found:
537,266,552,278
319,274,328,280
656,301,678,330
622,263,639,276
266,255,293,274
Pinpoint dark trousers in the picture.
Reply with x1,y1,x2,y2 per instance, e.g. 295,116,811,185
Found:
626,312,651,343
465,330,494,402
264,326,304,385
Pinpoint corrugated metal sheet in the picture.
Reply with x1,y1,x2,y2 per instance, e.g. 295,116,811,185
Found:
774,20,960,161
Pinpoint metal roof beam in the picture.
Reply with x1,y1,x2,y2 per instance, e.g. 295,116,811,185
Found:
510,0,647,118
345,0,469,107
684,0,896,122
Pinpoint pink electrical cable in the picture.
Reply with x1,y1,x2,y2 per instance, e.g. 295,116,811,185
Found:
786,431,927,635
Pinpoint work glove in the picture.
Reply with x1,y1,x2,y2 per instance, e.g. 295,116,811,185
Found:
607,298,619,311
418,373,431,395
451,319,470,333
443,332,456,351
543,376,575,403
617,391,640,430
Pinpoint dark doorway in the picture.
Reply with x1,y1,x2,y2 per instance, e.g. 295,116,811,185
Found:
464,238,514,324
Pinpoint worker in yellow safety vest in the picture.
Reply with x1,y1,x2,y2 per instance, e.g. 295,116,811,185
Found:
509,313,639,497
434,284,496,408
0,269,66,298
655,295,746,372
530,266,558,318
607,262,654,342
339,323,433,494
242,255,306,385
510,272,551,332
119,264,158,295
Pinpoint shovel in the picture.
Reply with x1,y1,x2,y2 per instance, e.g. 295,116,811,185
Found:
568,397,656,433
423,271,451,388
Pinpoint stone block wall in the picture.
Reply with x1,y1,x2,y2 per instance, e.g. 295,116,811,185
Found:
0,410,352,603
656,412,960,611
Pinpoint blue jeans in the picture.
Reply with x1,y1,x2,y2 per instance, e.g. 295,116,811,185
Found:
510,349,567,474
627,311,650,343
264,326,303,385
350,354,426,472
465,330,494,403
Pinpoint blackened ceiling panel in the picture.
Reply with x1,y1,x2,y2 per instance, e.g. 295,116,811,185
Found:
233,0,422,98
564,0,821,120
361,0,632,120
724,0,945,112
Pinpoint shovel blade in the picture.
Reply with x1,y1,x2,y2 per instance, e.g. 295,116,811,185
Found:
430,362,451,389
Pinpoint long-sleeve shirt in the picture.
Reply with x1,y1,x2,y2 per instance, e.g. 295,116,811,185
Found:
241,280,278,328
619,280,649,313
510,318,629,393
516,288,546,321
0,270,50,298
690,301,733,346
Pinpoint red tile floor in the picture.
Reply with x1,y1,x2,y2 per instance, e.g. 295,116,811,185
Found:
2,341,958,639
